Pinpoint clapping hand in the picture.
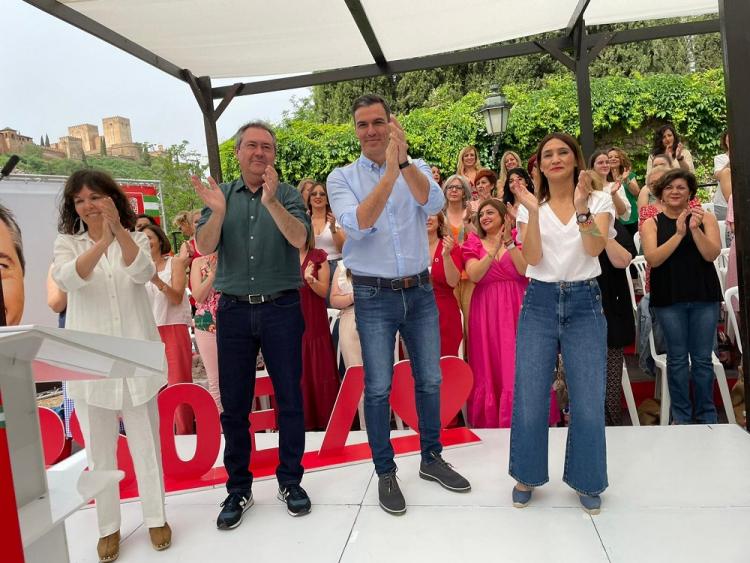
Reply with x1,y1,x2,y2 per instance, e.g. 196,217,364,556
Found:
191,176,226,215
304,261,317,285
260,166,280,205
389,117,409,164
688,207,705,231
574,171,594,212
441,235,455,257
676,209,689,237
510,180,537,212
96,197,122,240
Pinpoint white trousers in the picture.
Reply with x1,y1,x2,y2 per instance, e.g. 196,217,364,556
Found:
76,391,166,537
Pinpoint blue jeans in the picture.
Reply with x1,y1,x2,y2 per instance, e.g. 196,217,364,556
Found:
509,279,608,496
353,281,442,475
216,292,306,494
653,302,720,424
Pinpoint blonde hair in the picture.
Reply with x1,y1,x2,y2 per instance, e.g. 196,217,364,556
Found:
498,150,522,188
172,210,192,228
456,146,482,176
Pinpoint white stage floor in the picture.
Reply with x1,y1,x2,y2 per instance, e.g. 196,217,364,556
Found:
64,425,750,563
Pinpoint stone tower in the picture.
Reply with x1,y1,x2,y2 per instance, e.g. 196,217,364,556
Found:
68,124,100,155
102,116,139,159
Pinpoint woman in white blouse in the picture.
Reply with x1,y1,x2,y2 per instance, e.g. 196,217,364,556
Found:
309,181,345,294
52,169,170,562
509,133,613,516
143,224,194,435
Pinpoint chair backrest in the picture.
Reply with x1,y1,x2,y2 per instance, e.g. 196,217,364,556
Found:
625,257,641,315
718,220,727,249
724,286,742,354
327,308,341,334
714,248,730,296
633,231,641,254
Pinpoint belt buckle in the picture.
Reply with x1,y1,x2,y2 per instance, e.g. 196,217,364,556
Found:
248,294,265,304
390,278,402,290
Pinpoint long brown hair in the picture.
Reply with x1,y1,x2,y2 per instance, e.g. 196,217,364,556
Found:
535,132,585,205
58,169,136,234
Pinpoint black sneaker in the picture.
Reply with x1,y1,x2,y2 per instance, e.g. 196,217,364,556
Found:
419,452,471,492
216,492,253,530
277,484,311,517
378,471,406,515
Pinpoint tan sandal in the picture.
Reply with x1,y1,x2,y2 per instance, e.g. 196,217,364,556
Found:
97,530,120,562
149,522,172,551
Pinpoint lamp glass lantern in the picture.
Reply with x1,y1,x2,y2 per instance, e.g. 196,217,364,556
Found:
479,88,512,137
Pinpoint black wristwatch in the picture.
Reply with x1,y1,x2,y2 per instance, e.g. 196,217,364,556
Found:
399,156,413,169
576,210,592,224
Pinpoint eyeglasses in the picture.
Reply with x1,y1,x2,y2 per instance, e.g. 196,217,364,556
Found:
445,185,463,191
310,192,326,197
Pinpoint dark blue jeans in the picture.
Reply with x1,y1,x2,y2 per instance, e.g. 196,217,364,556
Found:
216,292,305,494
509,279,608,496
654,301,720,424
353,281,442,475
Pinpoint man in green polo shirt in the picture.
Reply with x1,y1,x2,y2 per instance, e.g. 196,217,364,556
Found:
191,121,312,530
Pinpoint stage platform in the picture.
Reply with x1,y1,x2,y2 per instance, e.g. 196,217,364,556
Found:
64,425,750,563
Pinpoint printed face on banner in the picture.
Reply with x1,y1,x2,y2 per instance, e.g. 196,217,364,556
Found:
0,219,24,325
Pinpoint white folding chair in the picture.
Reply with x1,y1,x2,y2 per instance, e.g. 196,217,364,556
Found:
633,231,641,254
631,259,735,424
718,220,727,249
621,360,640,426
714,248,730,298
724,286,742,354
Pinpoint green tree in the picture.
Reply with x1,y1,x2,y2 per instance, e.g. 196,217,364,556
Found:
150,142,206,228
100,136,107,156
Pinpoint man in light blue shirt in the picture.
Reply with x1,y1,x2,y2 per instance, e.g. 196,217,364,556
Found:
327,94,471,516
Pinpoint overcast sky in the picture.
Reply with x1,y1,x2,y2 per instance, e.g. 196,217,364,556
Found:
1,1,309,156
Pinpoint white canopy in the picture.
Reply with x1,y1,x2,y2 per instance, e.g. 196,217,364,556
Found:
57,0,718,80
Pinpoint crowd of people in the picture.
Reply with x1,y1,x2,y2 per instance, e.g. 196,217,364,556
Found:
39,91,740,561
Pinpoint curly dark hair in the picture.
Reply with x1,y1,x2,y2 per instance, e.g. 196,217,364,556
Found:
58,169,136,234
651,124,680,157
502,167,534,207
651,168,698,201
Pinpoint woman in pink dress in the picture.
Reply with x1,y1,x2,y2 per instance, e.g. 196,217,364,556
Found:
462,199,529,428
299,239,340,429
427,212,463,357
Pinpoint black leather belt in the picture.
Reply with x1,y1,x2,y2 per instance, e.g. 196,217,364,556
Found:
223,289,297,304
351,270,430,290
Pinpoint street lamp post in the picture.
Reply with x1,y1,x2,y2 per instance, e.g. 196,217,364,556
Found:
479,86,512,167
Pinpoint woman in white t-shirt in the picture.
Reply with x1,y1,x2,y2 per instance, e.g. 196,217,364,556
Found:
143,224,194,435
309,181,345,293
712,130,730,220
589,150,630,222
508,133,613,515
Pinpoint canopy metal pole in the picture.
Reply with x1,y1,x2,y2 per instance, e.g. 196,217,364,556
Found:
719,0,750,431
185,72,223,182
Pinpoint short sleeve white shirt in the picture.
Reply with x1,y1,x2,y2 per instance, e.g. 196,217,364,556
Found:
517,190,615,282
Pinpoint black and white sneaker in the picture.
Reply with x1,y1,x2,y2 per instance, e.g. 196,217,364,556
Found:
277,484,312,517
378,471,406,515
419,452,471,492
216,492,253,530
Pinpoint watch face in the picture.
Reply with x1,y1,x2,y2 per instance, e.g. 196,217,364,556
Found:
577,213,590,223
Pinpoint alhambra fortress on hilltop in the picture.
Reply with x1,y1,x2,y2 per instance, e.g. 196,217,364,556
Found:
0,116,166,161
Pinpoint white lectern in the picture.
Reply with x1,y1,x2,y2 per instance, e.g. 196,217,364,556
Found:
0,325,165,563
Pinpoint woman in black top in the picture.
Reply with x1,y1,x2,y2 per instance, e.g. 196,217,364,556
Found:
597,221,636,425
641,169,722,424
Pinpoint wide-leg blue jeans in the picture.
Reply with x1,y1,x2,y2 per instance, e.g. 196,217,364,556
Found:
509,279,608,496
